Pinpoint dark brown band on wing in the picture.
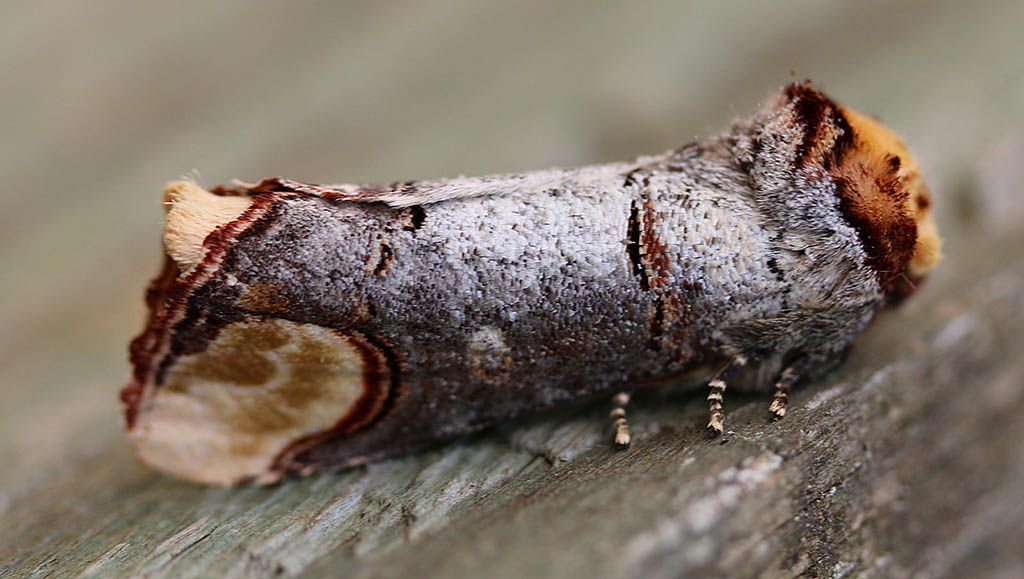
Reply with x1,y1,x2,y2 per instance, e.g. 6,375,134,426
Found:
626,200,648,291
640,197,672,350
626,190,697,359
624,171,702,362
122,255,179,427
269,330,402,477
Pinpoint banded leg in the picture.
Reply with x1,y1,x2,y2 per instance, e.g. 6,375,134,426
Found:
768,358,810,419
768,366,800,419
610,391,632,449
706,354,748,436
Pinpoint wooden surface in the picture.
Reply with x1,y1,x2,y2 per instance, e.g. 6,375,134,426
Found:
2,1,1023,577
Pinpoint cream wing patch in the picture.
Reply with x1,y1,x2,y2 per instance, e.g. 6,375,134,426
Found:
131,319,370,485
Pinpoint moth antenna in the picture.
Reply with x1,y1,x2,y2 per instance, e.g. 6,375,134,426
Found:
895,270,918,292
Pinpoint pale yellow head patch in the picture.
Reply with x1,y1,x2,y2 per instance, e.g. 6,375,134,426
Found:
130,319,374,485
163,181,253,272
840,107,943,278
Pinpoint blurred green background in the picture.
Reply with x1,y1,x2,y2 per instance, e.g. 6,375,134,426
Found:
2,0,1023,576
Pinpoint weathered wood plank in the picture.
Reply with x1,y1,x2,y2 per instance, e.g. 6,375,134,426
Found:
5,227,1023,578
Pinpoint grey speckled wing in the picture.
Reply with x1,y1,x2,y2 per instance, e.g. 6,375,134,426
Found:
121,82,941,485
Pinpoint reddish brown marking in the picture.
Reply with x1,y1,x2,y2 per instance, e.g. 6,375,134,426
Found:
785,81,919,287
237,282,290,313
372,243,394,276
122,256,182,424
626,194,698,361
403,205,426,231
156,204,288,376
785,81,854,169
122,192,284,429
640,199,671,291
637,198,677,349
143,256,181,312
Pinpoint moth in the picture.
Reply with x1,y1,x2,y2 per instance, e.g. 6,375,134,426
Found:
122,82,941,485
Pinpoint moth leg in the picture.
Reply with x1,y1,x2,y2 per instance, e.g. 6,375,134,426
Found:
768,365,801,419
768,357,813,419
610,391,632,450
707,354,748,437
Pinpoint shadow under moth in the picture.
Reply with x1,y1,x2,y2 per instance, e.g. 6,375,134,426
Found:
122,82,942,485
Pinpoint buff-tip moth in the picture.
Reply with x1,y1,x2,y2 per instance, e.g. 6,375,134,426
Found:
121,82,941,485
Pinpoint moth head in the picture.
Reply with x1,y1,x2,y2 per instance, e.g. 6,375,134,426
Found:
837,106,942,303
777,82,942,302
